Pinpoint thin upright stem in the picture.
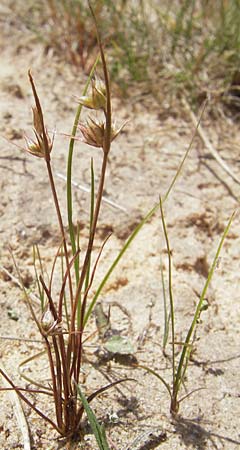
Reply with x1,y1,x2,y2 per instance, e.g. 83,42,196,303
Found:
73,151,108,318
46,160,74,310
67,56,99,285
71,2,112,330
159,199,175,387
69,151,109,382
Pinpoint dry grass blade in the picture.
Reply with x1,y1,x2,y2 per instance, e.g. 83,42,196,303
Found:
0,362,31,450
56,172,127,213
182,97,240,185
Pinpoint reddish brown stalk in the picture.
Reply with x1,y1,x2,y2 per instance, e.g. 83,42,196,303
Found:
39,276,73,431
68,150,108,385
45,159,74,311
28,71,74,312
75,233,111,381
0,387,53,396
70,150,108,322
44,335,63,429
66,5,113,401
58,249,80,321
39,275,58,320
49,237,65,295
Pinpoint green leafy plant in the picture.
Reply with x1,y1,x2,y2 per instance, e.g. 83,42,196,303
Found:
139,197,234,415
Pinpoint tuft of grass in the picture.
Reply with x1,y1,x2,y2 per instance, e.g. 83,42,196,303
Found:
157,0,240,104
0,4,132,441
0,1,227,444
14,0,240,103
139,198,235,415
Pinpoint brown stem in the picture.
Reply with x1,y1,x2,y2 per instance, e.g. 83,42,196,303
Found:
69,7,112,385
40,276,73,431
70,153,108,379
44,336,63,429
72,151,108,319
69,151,109,383
75,233,111,381
45,160,74,311
170,395,179,415
39,275,58,320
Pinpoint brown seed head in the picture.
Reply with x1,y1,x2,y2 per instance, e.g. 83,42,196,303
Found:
78,117,126,150
27,70,53,160
78,76,107,111
25,130,53,158
41,308,62,336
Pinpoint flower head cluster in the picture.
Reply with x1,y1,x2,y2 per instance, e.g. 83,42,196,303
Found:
79,117,125,148
26,71,53,160
78,73,126,152
41,307,62,337
78,76,107,112
26,107,53,159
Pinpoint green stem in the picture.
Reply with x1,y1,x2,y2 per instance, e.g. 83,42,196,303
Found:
67,56,100,285
73,151,108,329
173,211,235,406
159,198,175,387
46,160,73,309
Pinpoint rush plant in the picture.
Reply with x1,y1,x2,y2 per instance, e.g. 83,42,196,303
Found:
0,59,205,442
0,4,129,443
0,2,214,446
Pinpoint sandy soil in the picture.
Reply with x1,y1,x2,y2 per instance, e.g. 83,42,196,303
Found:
0,2,240,449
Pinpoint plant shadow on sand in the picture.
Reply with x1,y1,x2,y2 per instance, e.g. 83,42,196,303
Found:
171,352,240,449
173,415,240,450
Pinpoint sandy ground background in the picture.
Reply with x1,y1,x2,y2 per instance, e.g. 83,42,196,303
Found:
0,2,240,449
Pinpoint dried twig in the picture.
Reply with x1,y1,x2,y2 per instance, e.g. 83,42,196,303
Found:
182,97,240,185
56,171,128,213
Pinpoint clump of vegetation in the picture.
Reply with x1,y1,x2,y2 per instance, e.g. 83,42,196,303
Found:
0,2,236,448
0,5,130,445
138,198,234,415
15,0,240,102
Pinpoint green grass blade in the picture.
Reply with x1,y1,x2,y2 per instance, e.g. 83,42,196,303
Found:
84,108,203,326
84,203,157,326
67,55,100,285
159,197,175,385
76,385,110,450
32,245,44,311
78,159,95,328
174,211,235,396
160,256,169,353
137,364,172,398
84,158,95,293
